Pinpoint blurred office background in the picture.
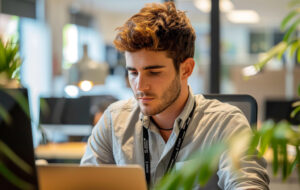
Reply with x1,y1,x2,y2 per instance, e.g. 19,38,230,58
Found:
1,0,299,144
1,0,299,188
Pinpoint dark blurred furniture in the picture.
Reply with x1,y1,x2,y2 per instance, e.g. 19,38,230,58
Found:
204,94,258,128
265,99,300,125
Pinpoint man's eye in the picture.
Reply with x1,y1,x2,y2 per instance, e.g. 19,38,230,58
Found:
150,72,161,75
129,71,138,76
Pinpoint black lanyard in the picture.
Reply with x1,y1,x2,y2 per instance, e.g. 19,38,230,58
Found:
143,102,196,185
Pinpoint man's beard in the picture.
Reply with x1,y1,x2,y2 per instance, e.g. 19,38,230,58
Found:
135,74,181,116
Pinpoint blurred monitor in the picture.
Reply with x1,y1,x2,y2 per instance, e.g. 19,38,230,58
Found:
39,95,118,139
265,99,300,125
39,97,93,137
40,97,92,125
0,88,38,189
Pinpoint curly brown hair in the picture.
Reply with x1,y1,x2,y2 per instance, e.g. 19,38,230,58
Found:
113,2,196,72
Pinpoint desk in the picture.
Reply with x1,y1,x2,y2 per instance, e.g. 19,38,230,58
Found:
35,143,299,188
35,142,86,162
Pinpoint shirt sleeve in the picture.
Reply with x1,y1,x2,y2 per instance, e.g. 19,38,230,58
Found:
80,108,115,165
216,110,270,190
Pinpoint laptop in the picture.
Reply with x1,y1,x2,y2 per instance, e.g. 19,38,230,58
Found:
37,164,148,190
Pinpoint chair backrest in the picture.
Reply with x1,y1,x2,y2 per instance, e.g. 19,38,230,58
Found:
203,94,257,129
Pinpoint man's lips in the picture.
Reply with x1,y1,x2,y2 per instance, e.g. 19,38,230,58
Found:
137,97,154,103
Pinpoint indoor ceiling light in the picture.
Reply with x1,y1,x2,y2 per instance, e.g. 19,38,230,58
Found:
194,0,234,13
227,10,260,24
64,85,79,97
78,80,94,91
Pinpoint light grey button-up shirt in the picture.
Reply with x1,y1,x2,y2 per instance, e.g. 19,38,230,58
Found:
81,90,269,189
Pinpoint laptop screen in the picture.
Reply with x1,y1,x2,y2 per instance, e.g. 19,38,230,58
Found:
0,88,38,189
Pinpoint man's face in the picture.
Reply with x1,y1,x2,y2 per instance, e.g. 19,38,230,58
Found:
125,50,181,116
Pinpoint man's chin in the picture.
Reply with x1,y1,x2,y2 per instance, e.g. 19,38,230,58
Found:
139,105,156,116
140,108,153,116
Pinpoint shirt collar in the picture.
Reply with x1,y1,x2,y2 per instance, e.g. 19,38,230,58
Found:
139,87,196,130
175,87,196,129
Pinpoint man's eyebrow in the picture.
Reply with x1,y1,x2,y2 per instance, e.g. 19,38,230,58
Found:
143,65,165,70
126,67,136,71
126,65,165,71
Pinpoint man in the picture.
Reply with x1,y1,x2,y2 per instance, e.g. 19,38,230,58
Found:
81,2,269,189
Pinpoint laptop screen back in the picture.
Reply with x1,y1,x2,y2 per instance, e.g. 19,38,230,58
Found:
37,164,147,190
0,88,38,189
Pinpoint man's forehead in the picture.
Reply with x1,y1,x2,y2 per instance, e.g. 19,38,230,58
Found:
124,49,169,57
124,50,172,68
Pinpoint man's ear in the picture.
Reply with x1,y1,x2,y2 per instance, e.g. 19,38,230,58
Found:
180,58,195,79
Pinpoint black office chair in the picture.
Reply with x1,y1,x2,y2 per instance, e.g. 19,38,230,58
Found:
203,94,258,129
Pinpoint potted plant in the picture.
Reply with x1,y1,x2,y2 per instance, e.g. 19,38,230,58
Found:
0,38,22,88
154,1,300,189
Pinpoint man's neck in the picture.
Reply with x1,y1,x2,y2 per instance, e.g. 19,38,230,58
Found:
152,86,189,130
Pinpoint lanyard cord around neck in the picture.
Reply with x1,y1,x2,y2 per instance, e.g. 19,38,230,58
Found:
143,102,196,185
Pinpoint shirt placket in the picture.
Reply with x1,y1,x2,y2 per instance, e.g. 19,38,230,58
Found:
151,119,182,184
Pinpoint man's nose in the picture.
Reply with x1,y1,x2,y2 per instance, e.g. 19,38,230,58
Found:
136,74,150,91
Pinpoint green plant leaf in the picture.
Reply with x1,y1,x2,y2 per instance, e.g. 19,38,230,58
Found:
197,164,212,186
11,64,21,80
259,128,273,156
0,38,21,80
287,146,300,177
154,172,181,190
280,142,288,180
298,84,300,96
248,132,260,155
183,173,197,190
290,105,300,118
0,160,34,190
271,139,279,176
288,0,300,7
1,89,31,120
256,120,275,156
297,48,300,63
289,40,300,57
155,142,226,190
281,10,299,30
283,18,300,42
296,146,300,182
0,39,7,72
255,42,288,70
5,40,20,79
273,121,289,140
0,103,12,124
0,140,32,174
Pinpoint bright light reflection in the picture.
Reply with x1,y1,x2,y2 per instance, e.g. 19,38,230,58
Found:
78,80,93,91
242,66,259,77
63,24,78,64
227,10,260,24
64,85,79,97
194,0,234,13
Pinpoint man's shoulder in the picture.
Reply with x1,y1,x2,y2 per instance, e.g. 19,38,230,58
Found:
107,97,138,113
